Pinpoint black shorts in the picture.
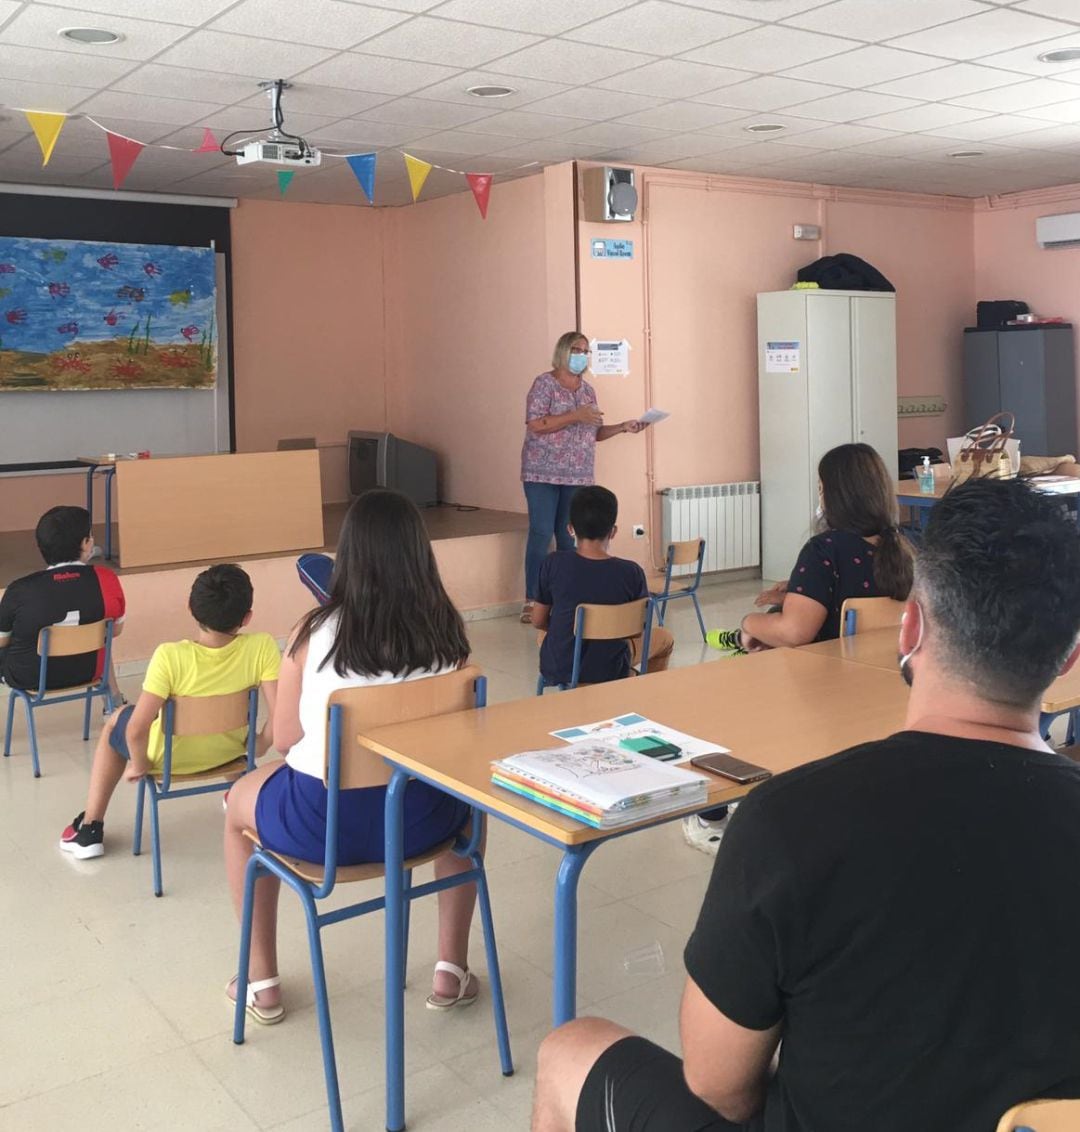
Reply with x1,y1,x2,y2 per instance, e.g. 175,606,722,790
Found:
576,1036,750,1132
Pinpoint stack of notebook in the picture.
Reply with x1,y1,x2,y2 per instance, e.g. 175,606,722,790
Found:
491,740,708,829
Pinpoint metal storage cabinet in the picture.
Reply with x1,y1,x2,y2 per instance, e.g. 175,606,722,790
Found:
962,325,1076,457
757,290,898,582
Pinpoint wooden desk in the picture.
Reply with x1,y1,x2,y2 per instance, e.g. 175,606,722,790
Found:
114,450,324,568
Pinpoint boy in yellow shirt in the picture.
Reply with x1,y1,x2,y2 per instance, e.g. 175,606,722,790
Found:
59,564,280,860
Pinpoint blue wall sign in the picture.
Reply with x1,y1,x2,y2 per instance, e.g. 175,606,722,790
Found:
590,238,634,260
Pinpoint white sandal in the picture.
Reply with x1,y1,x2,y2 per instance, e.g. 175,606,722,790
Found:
226,974,285,1025
425,961,478,1011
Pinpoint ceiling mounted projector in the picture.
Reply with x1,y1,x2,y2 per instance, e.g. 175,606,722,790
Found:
222,79,321,168
236,140,321,167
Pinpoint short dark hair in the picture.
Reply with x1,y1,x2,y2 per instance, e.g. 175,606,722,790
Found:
35,506,91,565
188,564,254,633
570,485,618,541
917,479,1080,706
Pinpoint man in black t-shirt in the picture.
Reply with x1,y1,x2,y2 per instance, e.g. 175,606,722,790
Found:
532,479,1080,1132
0,507,125,694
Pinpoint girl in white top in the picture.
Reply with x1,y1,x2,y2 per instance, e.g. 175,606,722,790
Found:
224,490,477,1023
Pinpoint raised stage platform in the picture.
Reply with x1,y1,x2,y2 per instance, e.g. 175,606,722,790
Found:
0,501,530,669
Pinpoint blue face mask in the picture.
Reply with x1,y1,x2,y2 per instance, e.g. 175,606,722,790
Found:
568,353,588,375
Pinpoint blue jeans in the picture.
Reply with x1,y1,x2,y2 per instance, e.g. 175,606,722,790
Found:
523,481,578,600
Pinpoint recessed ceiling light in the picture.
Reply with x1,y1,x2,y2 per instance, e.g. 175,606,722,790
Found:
59,26,123,44
949,149,985,158
1037,47,1080,63
745,122,786,134
466,84,515,98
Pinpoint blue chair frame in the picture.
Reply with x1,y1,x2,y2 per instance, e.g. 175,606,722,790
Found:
651,539,707,641
133,688,259,897
3,619,115,778
537,597,654,695
232,673,512,1132
296,552,333,606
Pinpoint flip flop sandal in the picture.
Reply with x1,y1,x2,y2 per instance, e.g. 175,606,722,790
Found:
226,975,285,1025
520,602,535,624
425,961,478,1011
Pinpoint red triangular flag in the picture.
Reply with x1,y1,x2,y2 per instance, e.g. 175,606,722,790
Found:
107,132,144,189
466,173,492,219
196,128,218,154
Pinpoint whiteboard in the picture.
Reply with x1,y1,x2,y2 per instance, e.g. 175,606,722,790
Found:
0,254,230,469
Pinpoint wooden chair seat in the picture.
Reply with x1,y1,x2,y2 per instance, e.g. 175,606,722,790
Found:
997,1097,1080,1131
149,756,249,785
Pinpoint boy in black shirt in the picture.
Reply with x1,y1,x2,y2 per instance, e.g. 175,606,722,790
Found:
531,485,672,687
532,479,1080,1132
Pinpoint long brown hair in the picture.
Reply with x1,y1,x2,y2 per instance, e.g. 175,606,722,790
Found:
819,443,913,600
290,490,470,678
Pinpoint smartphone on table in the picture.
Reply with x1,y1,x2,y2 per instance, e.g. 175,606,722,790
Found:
689,752,772,785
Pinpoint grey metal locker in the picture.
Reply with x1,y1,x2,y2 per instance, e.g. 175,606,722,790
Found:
962,325,1076,457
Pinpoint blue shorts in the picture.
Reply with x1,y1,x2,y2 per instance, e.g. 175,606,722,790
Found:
254,762,471,866
108,704,135,759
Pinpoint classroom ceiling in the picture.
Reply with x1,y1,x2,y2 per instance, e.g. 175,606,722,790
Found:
4,0,1080,205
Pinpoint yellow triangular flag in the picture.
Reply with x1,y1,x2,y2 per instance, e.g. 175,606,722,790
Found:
25,111,67,166
403,153,432,202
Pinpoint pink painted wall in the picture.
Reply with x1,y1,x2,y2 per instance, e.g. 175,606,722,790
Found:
975,187,1080,438
383,164,577,513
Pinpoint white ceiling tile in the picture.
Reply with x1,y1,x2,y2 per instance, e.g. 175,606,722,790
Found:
292,53,461,96
674,0,834,17
615,101,749,129
428,0,636,35
68,116,184,143
209,0,408,49
0,78,98,112
700,111,836,139
487,38,657,82
0,3,189,60
594,59,749,99
486,138,598,161
354,17,540,68
340,0,443,11
399,70,570,108
780,45,945,87
1014,0,1080,22
234,86,391,118
682,24,858,71
846,132,962,157
303,120,422,147
991,122,1080,146
523,87,664,120
74,91,224,126
42,0,235,24
0,43,137,87
566,1,757,56
1015,96,1080,120
661,154,758,172
561,122,668,147
856,102,990,131
870,63,1033,99
613,132,737,163
693,74,844,110
883,8,1075,61
977,34,1080,77
153,31,335,77
403,129,501,155
923,112,1060,139
454,110,584,138
357,97,498,128
951,76,1080,111
197,106,339,135
787,89,920,122
784,0,987,42
778,123,903,148
0,141,111,175
112,64,265,104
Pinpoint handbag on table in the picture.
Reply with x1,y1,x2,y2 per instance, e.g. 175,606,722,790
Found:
951,412,1017,484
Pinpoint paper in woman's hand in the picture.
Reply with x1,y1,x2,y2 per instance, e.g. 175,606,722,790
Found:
637,408,670,426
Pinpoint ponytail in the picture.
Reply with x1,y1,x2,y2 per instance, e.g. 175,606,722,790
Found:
873,526,914,600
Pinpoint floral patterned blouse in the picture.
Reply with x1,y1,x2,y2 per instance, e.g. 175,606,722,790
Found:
787,529,882,642
520,371,600,486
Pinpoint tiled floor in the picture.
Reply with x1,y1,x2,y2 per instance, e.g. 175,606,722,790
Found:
0,579,763,1131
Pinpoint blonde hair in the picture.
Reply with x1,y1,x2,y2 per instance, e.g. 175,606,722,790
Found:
552,330,588,372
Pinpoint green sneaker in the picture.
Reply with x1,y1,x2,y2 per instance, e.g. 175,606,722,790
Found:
705,629,746,654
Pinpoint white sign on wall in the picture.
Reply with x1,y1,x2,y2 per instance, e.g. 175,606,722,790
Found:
765,340,801,373
590,338,631,376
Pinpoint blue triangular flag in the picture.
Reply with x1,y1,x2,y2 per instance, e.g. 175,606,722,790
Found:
346,153,377,204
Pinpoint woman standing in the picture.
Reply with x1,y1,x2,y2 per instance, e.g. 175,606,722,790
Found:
520,331,645,622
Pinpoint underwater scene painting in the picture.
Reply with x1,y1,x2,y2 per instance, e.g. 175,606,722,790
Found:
0,236,217,391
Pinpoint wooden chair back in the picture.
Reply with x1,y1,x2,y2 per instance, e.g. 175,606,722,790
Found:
168,689,256,737
334,664,484,789
669,539,703,568
996,1098,1080,1132
576,599,649,642
840,597,906,636
37,620,107,657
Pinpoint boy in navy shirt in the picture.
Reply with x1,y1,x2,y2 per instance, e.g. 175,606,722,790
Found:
532,486,673,685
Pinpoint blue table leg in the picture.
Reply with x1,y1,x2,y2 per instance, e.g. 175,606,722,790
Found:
384,769,409,1132
103,466,115,560
553,842,598,1027
85,464,94,515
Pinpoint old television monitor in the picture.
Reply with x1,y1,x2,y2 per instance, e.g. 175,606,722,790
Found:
347,431,438,508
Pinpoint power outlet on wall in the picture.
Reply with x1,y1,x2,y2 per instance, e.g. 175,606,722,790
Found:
632,524,646,539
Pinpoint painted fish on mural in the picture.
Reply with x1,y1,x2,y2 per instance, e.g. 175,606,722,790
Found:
5,308,26,323
0,288,10,300
47,282,70,299
57,321,79,335
0,264,16,274
42,248,67,263
103,309,121,326
179,324,199,342
97,253,120,270
168,289,192,306
116,285,145,302
143,261,163,277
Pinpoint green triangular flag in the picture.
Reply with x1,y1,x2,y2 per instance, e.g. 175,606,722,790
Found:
277,170,294,196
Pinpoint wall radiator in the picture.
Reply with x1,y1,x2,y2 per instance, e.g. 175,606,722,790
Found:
660,482,761,574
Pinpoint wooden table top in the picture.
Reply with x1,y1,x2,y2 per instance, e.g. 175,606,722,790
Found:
360,648,910,847
895,478,948,501
802,626,1080,715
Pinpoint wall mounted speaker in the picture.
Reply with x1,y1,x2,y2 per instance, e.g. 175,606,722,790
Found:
583,166,637,223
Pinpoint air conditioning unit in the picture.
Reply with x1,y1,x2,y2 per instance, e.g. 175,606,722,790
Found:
1036,212,1080,249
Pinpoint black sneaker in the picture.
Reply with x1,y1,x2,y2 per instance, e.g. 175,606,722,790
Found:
59,812,104,859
